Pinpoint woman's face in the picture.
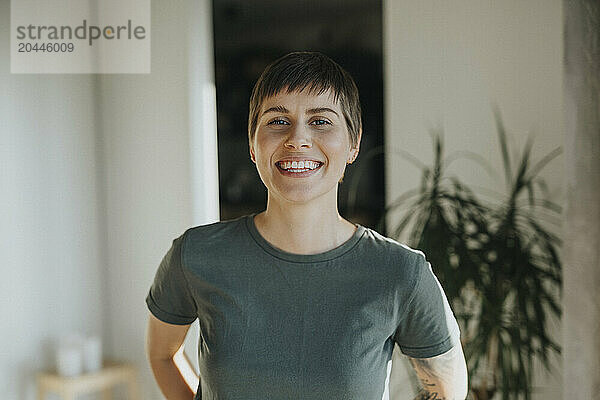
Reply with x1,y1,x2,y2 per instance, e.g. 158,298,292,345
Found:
250,89,359,204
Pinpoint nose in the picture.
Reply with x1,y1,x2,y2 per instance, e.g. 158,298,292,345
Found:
284,125,312,149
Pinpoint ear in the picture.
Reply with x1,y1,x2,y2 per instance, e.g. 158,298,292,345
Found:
347,128,362,164
249,144,256,163
355,127,363,152
347,149,358,164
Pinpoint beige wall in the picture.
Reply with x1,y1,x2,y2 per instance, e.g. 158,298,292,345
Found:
562,0,600,398
383,1,564,399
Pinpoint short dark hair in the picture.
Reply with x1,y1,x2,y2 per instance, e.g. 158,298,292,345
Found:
248,51,362,150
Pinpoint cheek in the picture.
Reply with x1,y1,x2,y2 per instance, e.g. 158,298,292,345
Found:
253,135,278,166
319,135,351,165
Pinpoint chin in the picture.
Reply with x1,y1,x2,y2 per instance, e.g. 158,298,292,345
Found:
279,191,319,204
272,184,334,205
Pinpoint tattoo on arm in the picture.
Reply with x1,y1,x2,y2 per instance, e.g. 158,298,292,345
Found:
414,389,446,400
408,344,468,400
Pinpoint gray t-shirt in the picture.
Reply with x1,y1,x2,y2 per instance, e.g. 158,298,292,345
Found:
146,213,461,400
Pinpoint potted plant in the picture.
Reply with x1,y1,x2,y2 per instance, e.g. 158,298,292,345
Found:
348,106,563,400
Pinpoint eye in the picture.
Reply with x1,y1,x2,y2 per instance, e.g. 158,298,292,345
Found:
311,119,331,126
267,118,289,126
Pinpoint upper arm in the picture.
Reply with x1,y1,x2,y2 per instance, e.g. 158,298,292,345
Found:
145,232,198,362
145,311,193,361
145,233,198,326
407,343,469,400
394,252,461,358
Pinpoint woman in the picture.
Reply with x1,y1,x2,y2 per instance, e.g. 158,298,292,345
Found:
146,51,468,400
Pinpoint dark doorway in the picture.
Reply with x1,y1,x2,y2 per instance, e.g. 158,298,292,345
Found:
212,0,385,230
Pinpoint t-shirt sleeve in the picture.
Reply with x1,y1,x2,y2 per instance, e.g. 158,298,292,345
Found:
393,252,461,358
145,232,198,325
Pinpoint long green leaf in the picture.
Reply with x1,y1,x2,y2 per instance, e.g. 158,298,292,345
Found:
492,103,512,188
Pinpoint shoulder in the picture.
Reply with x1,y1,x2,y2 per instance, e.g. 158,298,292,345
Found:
360,226,428,278
184,214,247,242
178,214,251,261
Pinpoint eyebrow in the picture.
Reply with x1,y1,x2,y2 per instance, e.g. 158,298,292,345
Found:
262,105,289,116
308,107,339,117
261,106,339,118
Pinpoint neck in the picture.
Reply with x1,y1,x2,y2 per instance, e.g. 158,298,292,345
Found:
254,188,356,255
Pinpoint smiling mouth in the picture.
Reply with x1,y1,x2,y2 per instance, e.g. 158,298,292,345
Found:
276,160,323,174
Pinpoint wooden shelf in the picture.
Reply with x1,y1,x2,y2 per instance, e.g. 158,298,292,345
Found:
36,359,140,400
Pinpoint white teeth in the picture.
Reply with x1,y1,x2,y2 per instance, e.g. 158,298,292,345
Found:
278,160,321,171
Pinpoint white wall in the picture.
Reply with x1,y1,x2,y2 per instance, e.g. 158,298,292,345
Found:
100,0,217,398
383,1,564,399
0,0,104,398
1,0,218,398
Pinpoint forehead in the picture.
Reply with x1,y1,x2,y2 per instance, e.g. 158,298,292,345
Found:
259,88,341,113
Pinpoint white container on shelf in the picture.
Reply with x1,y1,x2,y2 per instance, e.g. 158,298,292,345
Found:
56,333,84,377
82,335,102,372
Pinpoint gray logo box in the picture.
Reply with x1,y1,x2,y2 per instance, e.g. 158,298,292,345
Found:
11,0,150,73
